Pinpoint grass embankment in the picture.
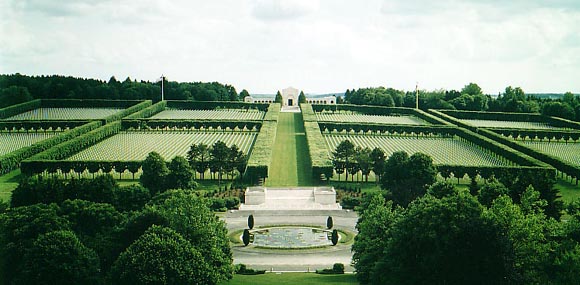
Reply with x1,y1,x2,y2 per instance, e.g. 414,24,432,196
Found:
267,112,313,187
220,272,358,285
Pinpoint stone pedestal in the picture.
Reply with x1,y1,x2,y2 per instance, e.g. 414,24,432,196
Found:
314,187,337,205
244,187,266,205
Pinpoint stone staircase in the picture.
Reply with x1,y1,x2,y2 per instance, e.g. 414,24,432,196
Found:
239,187,342,211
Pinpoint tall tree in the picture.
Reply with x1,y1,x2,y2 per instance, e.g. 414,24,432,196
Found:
146,191,233,283
352,194,399,284
370,147,385,183
372,193,506,285
239,89,250,101
0,204,70,284
111,225,211,285
332,140,356,181
20,230,100,285
356,147,373,182
140,152,169,194
210,141,230,184
274,90,283,103
167,156,196,190
187,143,210,179
298,90,307,103
382,152,437,207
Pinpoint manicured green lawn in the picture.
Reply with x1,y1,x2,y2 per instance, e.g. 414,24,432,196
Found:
267,112,314,186
220,273,358,285
0,170,21,202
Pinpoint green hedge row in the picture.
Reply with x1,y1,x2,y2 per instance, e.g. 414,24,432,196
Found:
453,127,548,167
430,109,579,180
304,121,333,180
41,99,146,109
0,121,102,174
125,101,167,119
301,103,317,122
166,100,270,111
312,104,449,125
21,122,122,175
318,122,457,137
436,109,580,130
302,104,334,180
0,99,41,119
263,103,281,121
101,100,151,123
121,119,262,132
478,128,580,181
245,120,277,182
20,160,141,177
488,128,580,142
0,120,88,132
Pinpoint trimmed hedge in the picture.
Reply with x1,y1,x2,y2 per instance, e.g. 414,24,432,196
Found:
434,109,580,130
263,103,280,121
302,104,333,180
304,121,333,180
21,122,122,175
121,119,261,132
125,101,167,119
244,103,281,182
41,99,145,109
166,100,270,111
244,120,277,182
312,104,449,125
430,109,580,181
0,121,102,174
101,100,151,123
318,122,457,137
19,160,142,177
488,128,580,142
0,99,41,119
478,128,580,182
0,120,88,132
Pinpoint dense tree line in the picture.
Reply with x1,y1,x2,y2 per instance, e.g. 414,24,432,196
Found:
1,173,233,284
343,83,580,121
333,142,562,215
186,141,247,184
353,182,580,285
0,73,244,103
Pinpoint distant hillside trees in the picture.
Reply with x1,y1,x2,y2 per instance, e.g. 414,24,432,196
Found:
342,83,580,122
0,73,239,102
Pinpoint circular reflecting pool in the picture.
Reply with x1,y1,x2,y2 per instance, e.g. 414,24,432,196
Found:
250,227,332,249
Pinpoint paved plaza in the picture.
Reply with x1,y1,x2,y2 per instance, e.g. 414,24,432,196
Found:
225,206,358,272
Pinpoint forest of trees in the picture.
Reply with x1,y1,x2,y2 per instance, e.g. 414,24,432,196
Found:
1,151,237,284
353,151,580,285
0,73,245,105
344,83,580,121
354,186,580,285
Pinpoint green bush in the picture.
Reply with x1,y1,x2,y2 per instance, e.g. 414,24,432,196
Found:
316,263,344,274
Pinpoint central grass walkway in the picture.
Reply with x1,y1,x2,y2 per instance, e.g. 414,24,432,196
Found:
266,112,314,186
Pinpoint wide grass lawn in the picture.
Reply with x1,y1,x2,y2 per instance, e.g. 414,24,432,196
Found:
220,273,358,285
0,170,21,202
267,112,314,186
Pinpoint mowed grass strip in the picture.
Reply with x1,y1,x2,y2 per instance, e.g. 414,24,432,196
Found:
267,112,313,186
220,273,358,285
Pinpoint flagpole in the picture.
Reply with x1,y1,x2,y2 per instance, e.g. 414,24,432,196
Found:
415,82,419,109
161,74,164,101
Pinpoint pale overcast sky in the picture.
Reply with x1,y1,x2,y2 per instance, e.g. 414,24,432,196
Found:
1,0,579,94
